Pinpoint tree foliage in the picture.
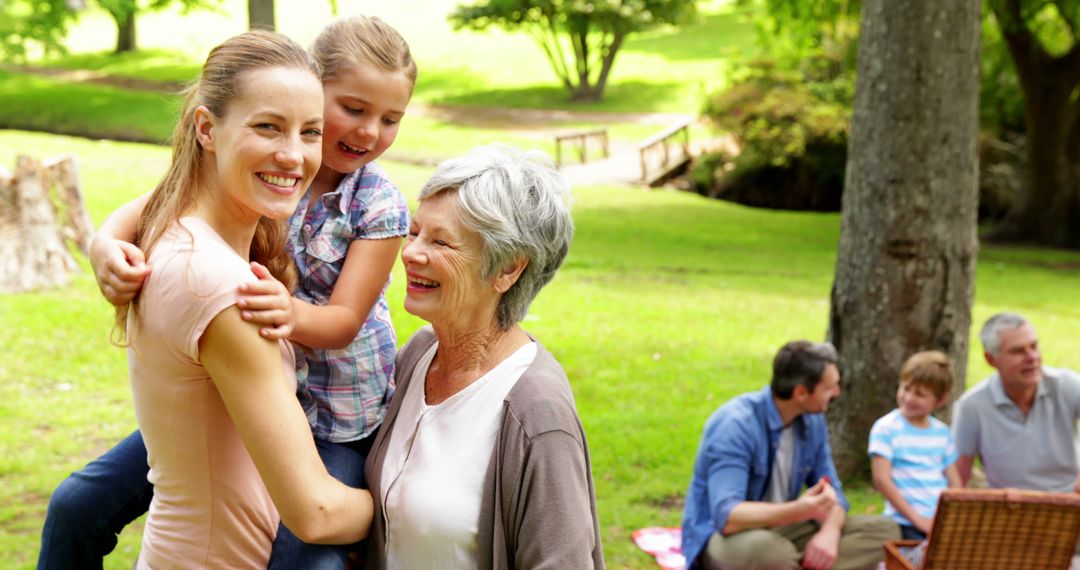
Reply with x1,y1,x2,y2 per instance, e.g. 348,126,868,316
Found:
95,0,217,53
755,0,859,61
0,0,79,61
0,0,217,58
449,0,698,101
984,0,1080,247
760,0,1080,248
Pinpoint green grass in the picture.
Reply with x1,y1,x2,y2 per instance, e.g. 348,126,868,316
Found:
0,68,706,163
3,0,747,171
33,49,199,85
30,0,758,115
0,70,178,143
4,130,1080,568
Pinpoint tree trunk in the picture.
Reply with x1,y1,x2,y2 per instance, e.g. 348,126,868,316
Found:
592,32,625,102
0,156,84,293
112,9,136,53
569,84,602,102
43,154,95,255
827,0,981,480
247,0,275,31
570,27,593,98
986,4,1080,248
1007,85,1080,248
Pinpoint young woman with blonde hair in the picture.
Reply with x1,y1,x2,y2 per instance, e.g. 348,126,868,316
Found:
40,17,417,569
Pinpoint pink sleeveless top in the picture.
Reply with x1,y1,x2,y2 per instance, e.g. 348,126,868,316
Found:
129,217,296,568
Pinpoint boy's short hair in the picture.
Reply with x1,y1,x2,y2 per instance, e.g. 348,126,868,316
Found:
899,350,954,399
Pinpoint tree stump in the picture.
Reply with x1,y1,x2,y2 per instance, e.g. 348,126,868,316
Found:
0,155,94,293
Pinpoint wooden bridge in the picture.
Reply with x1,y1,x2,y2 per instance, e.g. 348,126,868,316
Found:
554,118,695,188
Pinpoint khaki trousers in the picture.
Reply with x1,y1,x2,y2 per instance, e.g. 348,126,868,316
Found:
700,515,899,570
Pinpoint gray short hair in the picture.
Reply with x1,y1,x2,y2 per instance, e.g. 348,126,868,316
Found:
771,340,838,399
418,144,574,330
980,312,1030,356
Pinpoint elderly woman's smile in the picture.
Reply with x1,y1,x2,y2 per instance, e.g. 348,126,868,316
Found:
401,191,495,328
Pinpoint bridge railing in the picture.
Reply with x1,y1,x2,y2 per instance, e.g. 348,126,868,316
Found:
638,119,692,183
553,127,609,166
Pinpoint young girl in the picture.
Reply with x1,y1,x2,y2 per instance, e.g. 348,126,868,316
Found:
38,16,416,569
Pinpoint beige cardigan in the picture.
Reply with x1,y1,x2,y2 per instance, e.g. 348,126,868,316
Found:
364,326,605,569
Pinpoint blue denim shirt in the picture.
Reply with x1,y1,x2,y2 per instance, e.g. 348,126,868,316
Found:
681,386,848,569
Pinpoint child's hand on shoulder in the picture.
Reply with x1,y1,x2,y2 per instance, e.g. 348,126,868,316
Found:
90,237,150,306
238,262,295,341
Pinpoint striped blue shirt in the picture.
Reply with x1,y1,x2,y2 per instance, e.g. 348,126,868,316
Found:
868,409,957,526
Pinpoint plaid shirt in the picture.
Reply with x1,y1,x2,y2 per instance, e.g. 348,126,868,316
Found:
286,162,409,442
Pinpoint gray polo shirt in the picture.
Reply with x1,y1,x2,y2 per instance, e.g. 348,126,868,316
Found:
953,366,1080,492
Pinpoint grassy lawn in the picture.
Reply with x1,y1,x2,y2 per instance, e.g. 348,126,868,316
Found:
3,0,749,176
0,67,714,166
0,69,178,143
4,130,1080,568
30,0,757,114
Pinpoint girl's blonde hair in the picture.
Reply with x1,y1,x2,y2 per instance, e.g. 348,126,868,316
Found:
117,30,317,338
312,15,417,88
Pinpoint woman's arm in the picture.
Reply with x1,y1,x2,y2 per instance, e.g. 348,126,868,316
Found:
200,306,373,543
515,429,599,568
90,194,151,305
238,237,402,348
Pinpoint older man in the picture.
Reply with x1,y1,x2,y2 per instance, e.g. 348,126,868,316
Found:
954,312,1080,491
681,341,898,570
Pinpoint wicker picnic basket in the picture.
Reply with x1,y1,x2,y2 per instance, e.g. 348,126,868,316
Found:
883,488,1080,570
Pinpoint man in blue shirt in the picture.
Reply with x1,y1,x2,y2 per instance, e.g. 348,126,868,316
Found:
682,341,898,570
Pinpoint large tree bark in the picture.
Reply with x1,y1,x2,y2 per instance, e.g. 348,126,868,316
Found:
827,0,981,480
247,0,275,31
986,0,1080,248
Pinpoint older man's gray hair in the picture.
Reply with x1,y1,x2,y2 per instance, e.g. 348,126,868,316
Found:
980,312,1031,356
419,143,574,330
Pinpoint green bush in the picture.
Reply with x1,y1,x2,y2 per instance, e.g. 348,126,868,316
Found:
695,57,850,211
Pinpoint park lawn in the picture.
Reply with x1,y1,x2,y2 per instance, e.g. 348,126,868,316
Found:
29,49,199,86
0,68,711,168
0,70,550,158
36,0,757,115
4,130,1080,568
0,70,178,144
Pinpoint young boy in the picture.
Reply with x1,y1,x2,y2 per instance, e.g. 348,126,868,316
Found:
868,351,962,540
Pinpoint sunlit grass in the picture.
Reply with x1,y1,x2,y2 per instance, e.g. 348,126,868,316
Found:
0,70,177,143
36,0,759,114
4,130,1079,568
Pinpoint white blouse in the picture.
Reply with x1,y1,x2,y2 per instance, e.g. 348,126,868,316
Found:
380,341,537,569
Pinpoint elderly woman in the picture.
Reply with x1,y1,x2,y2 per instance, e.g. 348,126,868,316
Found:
364,144,604,569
